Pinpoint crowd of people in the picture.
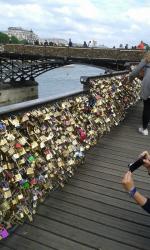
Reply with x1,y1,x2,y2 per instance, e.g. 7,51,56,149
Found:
34,38,150,51
117,41,150,50
34,39,59,46
68,38,150,50
68,39,97,48
34,38,98,48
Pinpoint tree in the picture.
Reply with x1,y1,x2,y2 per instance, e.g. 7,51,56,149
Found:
10,35,20,44
0,32,35,45
0,32,9,44
20,39,29,45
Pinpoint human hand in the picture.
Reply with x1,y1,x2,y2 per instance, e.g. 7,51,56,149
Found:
122,171,135,192
143,159,150,173
140,151,150,173
139,150,150,159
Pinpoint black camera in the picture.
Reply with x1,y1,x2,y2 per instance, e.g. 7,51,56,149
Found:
128,155,146,172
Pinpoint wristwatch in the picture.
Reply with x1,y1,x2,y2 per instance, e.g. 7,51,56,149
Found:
129,187,137,197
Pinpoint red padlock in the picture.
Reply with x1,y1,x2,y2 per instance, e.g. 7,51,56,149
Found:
15,143,22,149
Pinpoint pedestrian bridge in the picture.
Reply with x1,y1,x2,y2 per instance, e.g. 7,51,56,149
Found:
0,44,145,83
3,44,145,62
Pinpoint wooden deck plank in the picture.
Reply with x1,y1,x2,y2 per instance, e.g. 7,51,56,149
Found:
59,185,145,214
15,224,93,250
1,100,150,250
87,148,145,166
43,198,150,238
81,160,150,186
0,247,13,250
85,157,148,179
68,179,135,202
0,245,13,250
25,215,139,250
36,204,150,250
88,145,149,162
50,191,150,226
85,157,148,180
0,235,56,250
68,178,141,202
73,172,149,196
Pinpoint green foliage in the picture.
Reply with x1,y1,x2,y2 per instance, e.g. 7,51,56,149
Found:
0,32,9,44
0,32,21,44
10,35,20,44
20,39,29,45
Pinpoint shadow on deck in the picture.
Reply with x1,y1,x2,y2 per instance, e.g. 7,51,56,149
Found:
0,100,150,250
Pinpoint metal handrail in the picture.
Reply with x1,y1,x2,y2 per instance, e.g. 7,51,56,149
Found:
0,70,129,116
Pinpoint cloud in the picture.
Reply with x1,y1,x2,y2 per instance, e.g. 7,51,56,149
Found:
127,6,150,25
0,0,150,47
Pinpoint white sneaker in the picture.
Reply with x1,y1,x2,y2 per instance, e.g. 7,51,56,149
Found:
139,127,148,135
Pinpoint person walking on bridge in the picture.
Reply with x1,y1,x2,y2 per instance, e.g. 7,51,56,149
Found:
129,51,150,135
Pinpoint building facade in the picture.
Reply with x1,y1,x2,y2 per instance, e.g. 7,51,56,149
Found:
6,27,38,44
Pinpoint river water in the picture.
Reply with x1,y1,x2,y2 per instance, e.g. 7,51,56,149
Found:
0,65,104,109
37,64,104,98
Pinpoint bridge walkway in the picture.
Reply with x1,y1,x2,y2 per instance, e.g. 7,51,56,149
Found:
0,100,150,250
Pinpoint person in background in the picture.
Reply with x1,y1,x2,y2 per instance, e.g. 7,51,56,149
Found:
83,41,88,48
144,43,150,52
129,51,150,135
92,40,97,47
49,41,54,46
44,40,48,46
68,38,73,47
137,41,145,49
122,151,150,214
88,41,92,47
132,45,137,49
34,39,39,45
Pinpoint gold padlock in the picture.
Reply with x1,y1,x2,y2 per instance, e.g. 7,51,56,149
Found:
21,114,29,122
18,137,27,145
0,201,10,211
6,133,15,141
18,158,26,165
2,164,8,170
15,173,22,182
26,167,34,175
0,138,7,146
12,199,18,205
31,141,38,149
3,190,12,199
8,147,15,156
1,145,9,153
19,148,26,156
18,193,24,200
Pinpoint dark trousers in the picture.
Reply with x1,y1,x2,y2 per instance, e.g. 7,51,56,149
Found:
143,99,150,129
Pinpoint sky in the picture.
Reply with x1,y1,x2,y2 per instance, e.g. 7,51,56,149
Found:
0,0,150,47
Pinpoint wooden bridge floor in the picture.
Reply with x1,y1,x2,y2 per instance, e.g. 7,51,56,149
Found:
1,100,150,250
